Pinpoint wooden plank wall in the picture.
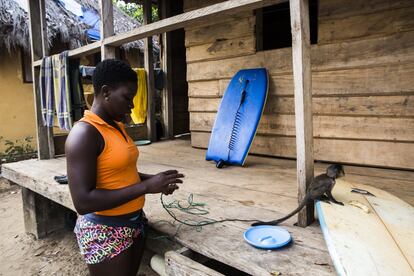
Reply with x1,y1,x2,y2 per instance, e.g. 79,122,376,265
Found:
184,0,414,169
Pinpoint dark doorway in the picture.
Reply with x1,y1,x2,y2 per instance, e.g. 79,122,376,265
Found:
165,0,189,136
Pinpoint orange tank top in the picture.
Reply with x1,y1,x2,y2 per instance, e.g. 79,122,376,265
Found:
80,110,145,216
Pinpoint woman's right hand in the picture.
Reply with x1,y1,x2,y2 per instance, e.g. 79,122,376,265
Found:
144,170,184,194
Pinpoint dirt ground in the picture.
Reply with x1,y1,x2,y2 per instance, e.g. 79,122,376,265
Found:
0,178,159,276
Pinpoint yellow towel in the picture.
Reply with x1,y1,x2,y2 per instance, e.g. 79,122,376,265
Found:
131,68,147,124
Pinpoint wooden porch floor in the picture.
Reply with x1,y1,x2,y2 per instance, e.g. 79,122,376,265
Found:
3,138,414,275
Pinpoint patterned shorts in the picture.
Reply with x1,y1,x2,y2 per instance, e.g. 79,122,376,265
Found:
74,211,147,265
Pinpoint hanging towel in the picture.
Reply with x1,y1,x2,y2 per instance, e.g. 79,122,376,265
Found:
154,68,164,90
51,51,72,131
39,56,55,127
79,65,95,78
69,59,86,122
130,68,147,124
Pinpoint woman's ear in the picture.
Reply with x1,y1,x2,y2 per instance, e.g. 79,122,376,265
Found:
101,85,111,100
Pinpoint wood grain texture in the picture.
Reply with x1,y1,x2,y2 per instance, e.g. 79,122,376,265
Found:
2,142,334,275
186,35,255,63
165,250,224,276
144,0,156,142
183,0,225,12
189,95,414,117
2,140,413,274
265,63,414,97
187,30,414,81
187,28,414,171
103,0,286,47
140,140,414,204
33,42,101,66
3,139,413,208
99,0,116,59
189,62,414,98
27,0,54,159
188,80,221,97
147,194,333,275
319,0,414,20
190,113,414,142
319,6,414,44
185,14,254,47
21,188,73,239
264,95,414,117
290,0,314,226
1,159,74,210
295,63,414,96
160,0,174,139
143,140,414,204
191,131,414,169
139,139,414,204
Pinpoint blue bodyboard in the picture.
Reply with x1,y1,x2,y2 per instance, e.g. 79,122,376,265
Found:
205,68,268,167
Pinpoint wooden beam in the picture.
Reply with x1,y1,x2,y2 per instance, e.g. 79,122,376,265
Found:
27,0,54,159
33,42,101,67
104,0,286,47
99,0,116,59
160,0,173,138
165,248,224,276
144,0,157,142
21,188,74,239
289,0,314,227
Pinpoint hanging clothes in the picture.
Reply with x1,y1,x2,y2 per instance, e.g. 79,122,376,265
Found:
39,51,87,130
69,59,86,122
51,51,72,131
39,56,55,127
130,68,147,124
79,65,95,78
154,68,164,90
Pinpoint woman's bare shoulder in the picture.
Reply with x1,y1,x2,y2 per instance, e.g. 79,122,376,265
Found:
66,122,101,155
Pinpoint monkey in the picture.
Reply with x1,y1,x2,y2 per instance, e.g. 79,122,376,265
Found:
252,164,345,226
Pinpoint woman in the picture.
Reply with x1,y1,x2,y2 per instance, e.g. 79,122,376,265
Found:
66,59,184,276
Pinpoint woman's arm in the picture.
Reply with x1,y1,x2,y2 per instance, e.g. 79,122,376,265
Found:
66,123,183,215
139,172,154,181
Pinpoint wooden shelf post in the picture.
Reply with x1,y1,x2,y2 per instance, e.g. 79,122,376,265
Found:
28,0,55,160
159,0,174,139
144,0,157,142
289,0,315,227
99,0,116,59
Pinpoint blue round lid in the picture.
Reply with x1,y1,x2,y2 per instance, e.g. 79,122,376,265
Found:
134,140,152,146
244,225,292,249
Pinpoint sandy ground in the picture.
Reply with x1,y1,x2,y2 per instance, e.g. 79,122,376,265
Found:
0,178,159,276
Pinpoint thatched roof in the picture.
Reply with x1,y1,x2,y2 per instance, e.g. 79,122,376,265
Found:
0,0,157,54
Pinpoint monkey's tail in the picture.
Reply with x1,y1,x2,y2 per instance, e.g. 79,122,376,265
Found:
251,197,309,226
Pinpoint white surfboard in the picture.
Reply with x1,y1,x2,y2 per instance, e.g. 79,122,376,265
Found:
316,179,414,276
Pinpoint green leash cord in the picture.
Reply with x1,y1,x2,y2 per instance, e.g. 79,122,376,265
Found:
160,193,257,231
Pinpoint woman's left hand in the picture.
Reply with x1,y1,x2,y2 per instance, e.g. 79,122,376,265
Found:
162,183,179,195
